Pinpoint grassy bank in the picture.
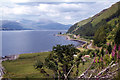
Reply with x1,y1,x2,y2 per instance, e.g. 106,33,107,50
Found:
2,52,92,78
2,52,54,78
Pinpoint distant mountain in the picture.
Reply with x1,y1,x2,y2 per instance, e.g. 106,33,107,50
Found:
19,19,71,30
0,20,29,30
1,19,71,30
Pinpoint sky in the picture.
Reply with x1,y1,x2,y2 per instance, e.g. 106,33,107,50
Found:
0,0,120,25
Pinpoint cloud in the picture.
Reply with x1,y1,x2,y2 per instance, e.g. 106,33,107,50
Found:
9,0,120,3
10,0,29,3
1,0,120,24
65,16,72,20
47,0,119,2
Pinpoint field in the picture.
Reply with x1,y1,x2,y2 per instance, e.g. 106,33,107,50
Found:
2,52,54,78
2,52,92,79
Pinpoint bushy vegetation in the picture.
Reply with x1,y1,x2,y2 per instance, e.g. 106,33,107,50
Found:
94,23,112,46
44,44,80,79
33,44,120,79
94,15,120,46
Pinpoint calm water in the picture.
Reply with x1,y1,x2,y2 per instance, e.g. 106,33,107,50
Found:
2,30,81,56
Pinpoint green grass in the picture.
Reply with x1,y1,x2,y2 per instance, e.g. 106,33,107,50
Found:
73,17,92,32
78,59,92,75
92,2,119,26
2,52,93,78
2,52,54,78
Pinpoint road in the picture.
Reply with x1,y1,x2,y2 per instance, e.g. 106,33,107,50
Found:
87,43,92,49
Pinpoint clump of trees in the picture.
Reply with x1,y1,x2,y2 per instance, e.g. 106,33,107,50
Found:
33,44,82,79
45,44,80,79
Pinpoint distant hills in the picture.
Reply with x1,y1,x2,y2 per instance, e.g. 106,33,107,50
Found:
1,20,28,30
67,1,120,46
1,19,71,30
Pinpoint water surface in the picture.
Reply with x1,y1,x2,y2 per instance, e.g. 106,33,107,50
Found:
2,30,81,56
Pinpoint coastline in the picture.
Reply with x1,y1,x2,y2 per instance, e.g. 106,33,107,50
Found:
56,34,87,48
1,34,90,79
2,34,88,58
1,34,92,79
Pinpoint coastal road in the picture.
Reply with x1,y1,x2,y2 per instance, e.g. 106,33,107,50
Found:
87,43,92,49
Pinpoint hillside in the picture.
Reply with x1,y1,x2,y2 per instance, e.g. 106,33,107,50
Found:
67,1,120,39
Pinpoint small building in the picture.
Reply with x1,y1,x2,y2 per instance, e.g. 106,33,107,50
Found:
73,55,77,57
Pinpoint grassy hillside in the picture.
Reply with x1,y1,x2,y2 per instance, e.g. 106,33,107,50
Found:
68,18,92,33
92,2,120,26
67,1,120,39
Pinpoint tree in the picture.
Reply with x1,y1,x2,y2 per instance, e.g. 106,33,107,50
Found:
45,44,80,79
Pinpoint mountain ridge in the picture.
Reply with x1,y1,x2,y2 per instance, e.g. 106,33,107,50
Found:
1,19,71,30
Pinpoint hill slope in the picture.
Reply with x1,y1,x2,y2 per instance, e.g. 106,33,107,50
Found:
67,1,120,38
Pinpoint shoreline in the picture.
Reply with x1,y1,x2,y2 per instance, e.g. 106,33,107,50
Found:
56,34,87,48
2,34,87,57
1,34,91,79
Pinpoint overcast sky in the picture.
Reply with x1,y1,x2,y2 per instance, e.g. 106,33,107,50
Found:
0,0,119,24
